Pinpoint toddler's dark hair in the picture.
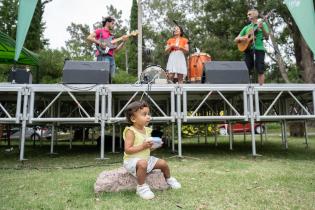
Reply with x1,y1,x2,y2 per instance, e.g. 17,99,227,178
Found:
125,101,149,124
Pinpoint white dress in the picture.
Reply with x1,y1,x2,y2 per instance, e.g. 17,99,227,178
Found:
166,38,187,76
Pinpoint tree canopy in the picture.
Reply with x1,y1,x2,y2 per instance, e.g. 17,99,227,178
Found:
0,0,314,83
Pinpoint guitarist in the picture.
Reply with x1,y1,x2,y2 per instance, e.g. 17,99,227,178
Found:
234,9,269,85
87,16,128,80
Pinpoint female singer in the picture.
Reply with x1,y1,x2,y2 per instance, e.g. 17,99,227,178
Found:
165,26,189,84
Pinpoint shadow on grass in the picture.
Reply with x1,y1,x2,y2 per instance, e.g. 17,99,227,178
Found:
0,136,314,169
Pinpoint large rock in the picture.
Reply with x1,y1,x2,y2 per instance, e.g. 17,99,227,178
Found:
94,167,169,193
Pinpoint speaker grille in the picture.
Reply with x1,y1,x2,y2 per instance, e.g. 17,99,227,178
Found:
204,61,249,84
63,60,110,84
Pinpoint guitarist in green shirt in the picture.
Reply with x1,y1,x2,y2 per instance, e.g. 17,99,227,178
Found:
235,9,270,85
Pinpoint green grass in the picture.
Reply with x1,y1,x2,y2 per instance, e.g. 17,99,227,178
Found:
0,135,315,210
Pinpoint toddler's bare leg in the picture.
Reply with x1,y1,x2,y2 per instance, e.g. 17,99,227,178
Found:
153,159,170,179
136,160,148,185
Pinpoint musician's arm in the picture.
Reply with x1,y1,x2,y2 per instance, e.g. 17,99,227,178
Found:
165,44,172,53
180,44,189,54
114,41,125,52
87,31,101,45
234,35,244,43
234,27,247,43
114,35,129,52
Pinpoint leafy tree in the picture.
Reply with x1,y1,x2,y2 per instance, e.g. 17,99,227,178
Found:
24,0,51,52
126,0,138,76
142,0,315,83
37,49,70,83
64,23,94,60
0,0,18,39
112,70,138,84
0,0,50,51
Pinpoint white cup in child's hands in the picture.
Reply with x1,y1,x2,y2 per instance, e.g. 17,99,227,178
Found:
146,137,163,149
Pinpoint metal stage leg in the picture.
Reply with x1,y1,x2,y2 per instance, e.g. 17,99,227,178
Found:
169,86,199,160
197,125,200,144
214,131,218,147
229,122,233,150
243,128,246,143
92,128,95,145
304,120,309,148
69,126,73,150
119,125,122,150
19,88,29,161
111,124,118,153
205,124,208,144
264,123,268,142
283,120,288,150
177,87,182,157
172,123,175,153
249,87,257,156
98,88,109,160
50,124,57,155
82,127,85,145
260,128,263,147
281,120,285,146
167,124,171,148
112,125,115,153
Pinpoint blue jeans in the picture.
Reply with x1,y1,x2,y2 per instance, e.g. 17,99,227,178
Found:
97,55,116,78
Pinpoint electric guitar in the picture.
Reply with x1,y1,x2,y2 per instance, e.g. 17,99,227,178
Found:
237,11,273,52
96,30,138,54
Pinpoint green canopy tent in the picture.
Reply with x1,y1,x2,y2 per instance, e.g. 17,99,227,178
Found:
0,31,39,66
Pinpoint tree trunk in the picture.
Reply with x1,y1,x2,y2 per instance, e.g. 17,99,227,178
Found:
267,22,290,83
288,19,315,83
298,37,315,83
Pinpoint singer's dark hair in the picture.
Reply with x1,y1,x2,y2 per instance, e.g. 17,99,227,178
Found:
173,25,184,37
102,16,115,27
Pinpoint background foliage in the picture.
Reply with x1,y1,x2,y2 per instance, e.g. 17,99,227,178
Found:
0,0,314,84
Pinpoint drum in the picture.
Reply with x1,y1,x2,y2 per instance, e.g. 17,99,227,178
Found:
188,52,211,82
140,65,168,84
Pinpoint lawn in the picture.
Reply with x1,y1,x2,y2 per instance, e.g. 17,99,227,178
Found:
0,134,314,210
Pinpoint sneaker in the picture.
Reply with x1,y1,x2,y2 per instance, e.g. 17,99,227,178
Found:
136,184,155,200
166,177,181,189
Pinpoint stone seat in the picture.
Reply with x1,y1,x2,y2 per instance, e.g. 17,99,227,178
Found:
94,167,169,194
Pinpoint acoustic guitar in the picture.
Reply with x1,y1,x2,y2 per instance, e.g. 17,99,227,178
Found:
237,19,264,52
97,30,138,54
237,11,273,52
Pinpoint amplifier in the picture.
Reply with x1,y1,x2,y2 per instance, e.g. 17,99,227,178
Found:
63,60,110,84
8,68,32,84
204,61,249,84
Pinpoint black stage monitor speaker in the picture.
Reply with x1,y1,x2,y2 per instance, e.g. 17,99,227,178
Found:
63,60,110,84
204,61,249,84
8,68,32,84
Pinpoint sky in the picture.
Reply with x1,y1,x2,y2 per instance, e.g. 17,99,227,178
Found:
43,0,132,49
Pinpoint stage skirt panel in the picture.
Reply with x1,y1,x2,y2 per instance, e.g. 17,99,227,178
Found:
166,50,187,76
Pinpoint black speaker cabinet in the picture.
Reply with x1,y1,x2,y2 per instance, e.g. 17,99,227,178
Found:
63,60,110,84
204,61,249,84
8,68,32,84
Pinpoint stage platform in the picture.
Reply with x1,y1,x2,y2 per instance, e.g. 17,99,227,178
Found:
1,83,315,160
